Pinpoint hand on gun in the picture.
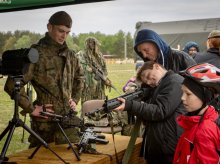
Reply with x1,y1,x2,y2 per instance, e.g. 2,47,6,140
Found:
69,98,77,112
114,98,126,111
31,104,54,119
105,78,112,87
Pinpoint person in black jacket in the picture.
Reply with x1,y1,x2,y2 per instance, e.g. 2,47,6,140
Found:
134,29,196,73
115,61,186,164
194,30,220,68
194,30,220,112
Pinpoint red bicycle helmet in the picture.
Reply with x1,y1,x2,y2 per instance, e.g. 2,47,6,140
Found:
180,63,220,93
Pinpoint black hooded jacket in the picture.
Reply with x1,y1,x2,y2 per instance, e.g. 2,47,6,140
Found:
125,71,185,158
134,29,196,73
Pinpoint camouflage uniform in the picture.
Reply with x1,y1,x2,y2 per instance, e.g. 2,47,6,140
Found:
4,33,84,147
77,37,107,105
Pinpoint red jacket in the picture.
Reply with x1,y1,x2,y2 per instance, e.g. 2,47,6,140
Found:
173,106,220,164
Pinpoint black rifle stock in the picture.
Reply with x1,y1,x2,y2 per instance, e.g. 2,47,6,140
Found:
77,128,109,154
86,88,149,115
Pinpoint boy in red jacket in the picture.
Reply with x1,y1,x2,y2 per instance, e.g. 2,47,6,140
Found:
173,63,220,164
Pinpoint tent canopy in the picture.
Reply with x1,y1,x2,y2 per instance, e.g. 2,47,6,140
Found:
0,0,110,12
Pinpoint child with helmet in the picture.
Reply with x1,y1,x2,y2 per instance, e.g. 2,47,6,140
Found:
173,63,220,163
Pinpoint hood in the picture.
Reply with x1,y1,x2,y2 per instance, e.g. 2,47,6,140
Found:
134,29,169,66
183,41,200,53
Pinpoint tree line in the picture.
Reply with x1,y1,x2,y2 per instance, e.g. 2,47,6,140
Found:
0,30,135,59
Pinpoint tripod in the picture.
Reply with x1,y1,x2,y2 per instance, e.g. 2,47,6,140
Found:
0,76,68,164
28,111,80,161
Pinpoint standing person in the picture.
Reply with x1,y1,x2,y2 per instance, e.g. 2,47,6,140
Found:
173,63,220,163
4,11,84,148
115,61,186,164
194,30,220,110
183,41,200,58
134,29,196,73
194,30,220,68
77,37,110,105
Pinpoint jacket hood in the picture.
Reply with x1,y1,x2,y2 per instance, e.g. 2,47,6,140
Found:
183,41,200,53
134,29,169,66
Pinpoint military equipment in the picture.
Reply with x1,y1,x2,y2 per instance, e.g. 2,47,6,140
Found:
76,128,109,154
0,48,39,76
90,63,121,95
40,110,81,161
86,88,150,115
40,111,63,119
40,109,82,128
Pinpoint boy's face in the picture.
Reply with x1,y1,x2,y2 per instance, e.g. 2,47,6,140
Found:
181,85,203,112
140,64,163,88
47,24,71,45
137,42,159,61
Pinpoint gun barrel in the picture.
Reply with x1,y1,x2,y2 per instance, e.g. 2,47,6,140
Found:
40,111,63,118
86,88,148,115
95,134,106,139
105,88,146,111
110,84,122,95
93,138,109,144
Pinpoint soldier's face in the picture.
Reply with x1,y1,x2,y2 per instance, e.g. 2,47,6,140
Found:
88,40,95,50
47,24,71,45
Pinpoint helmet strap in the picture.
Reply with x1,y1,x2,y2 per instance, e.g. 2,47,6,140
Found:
186,103,207,116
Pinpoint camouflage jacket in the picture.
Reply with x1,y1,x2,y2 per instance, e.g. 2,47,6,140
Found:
4,33,84,115
76,50,107,103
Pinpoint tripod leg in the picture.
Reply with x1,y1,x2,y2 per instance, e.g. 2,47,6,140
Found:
0,122,13,141
0,122,16,162
28,145,41,159
18,120,69,164
56,122,80,161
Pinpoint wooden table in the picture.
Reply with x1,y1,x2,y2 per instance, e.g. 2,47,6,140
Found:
7,134,146,164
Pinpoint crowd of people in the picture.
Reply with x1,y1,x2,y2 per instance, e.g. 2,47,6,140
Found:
3,10,220,164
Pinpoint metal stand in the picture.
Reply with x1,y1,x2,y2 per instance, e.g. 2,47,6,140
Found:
28,112,80,161
0,76,68,164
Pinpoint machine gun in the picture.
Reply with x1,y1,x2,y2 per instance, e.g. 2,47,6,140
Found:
39,110,81,161
90,64,121,95
76,128,109,154
86,87,150,115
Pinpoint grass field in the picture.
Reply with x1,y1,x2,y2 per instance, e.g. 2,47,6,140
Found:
0,63,135,156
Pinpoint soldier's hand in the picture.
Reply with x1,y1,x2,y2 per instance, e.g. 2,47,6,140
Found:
114,98,125,111
69,98,77,112
31,104,54,119
105,79,112,87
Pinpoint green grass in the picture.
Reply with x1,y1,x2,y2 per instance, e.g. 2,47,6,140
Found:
0,63,135,156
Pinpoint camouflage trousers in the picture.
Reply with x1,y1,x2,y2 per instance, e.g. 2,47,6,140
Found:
28,119,80,148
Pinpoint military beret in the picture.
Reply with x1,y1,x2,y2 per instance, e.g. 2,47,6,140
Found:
49,11,72,28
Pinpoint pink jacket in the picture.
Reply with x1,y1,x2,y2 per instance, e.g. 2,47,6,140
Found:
173,106,220,164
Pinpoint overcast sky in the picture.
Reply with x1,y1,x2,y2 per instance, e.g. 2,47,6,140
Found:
0,0,220,35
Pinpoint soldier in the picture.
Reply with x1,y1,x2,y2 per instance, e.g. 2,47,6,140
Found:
77,37,109,105
4,11,84,148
